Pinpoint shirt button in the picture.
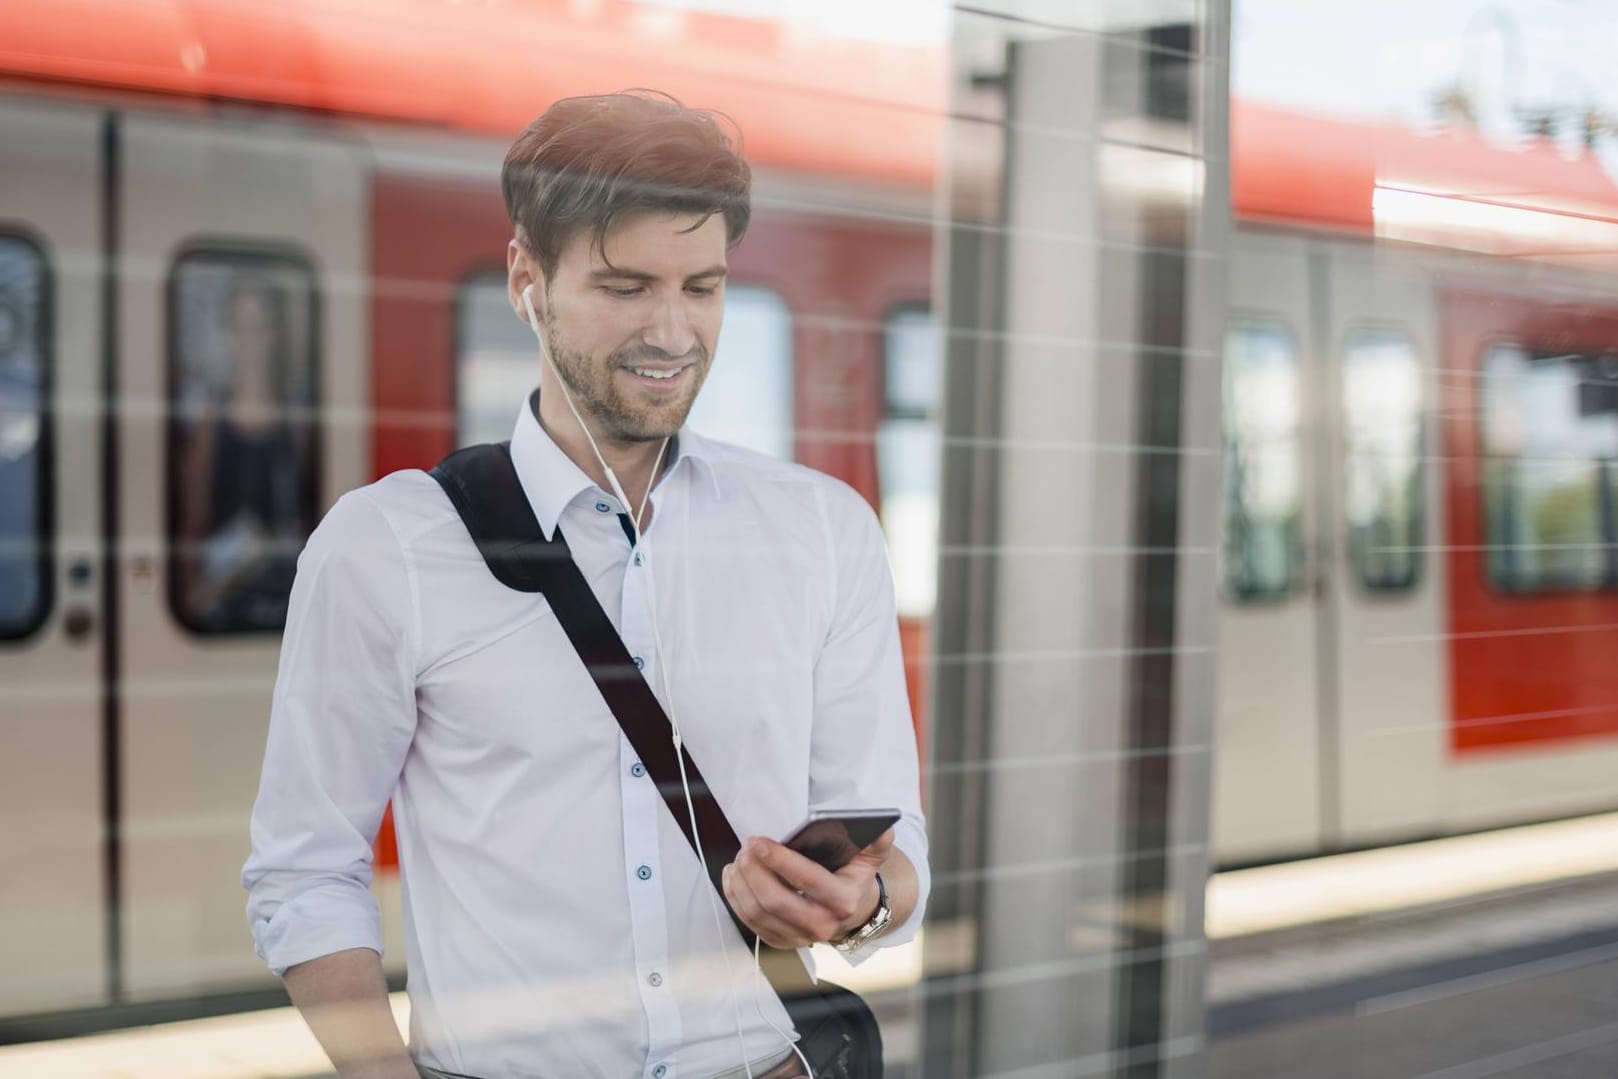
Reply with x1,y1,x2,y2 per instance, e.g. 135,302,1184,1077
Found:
637,864,653,881
648,972,663,988
633,656,645,670
633,551,644,566
595,500,612,513
630,762,646,778
653,1066,668,1079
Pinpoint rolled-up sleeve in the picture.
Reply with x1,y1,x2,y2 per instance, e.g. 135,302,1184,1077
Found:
808,480,930,961
242,490,419,976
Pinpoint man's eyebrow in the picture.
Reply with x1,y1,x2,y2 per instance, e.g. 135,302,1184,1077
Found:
587,266,728,282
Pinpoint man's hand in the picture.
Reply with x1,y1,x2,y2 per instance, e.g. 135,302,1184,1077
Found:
721,828,896,949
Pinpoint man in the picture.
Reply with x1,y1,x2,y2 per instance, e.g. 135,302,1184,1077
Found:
242,91,929,1079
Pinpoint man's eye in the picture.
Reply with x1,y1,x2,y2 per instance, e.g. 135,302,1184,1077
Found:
603,286,643,298
687,286,717,297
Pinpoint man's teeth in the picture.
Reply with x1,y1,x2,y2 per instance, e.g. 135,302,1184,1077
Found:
631,367,679,379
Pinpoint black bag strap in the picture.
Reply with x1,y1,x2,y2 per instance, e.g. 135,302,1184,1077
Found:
429,441,771,956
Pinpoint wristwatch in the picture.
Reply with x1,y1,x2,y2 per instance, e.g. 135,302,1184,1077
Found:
832,872,892,954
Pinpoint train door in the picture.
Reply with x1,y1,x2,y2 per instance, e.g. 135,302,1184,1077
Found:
1436,288,1618,826
115,113,368,999
0,101,108,1015
1214,230,1324,861
1319,247,1447,845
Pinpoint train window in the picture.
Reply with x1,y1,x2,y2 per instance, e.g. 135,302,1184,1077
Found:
456,277,795,462
456,273,537,447
1221,320,1303,602
1481,343,1618,593
168,250,321,634
880,306,943,618
1342,331,1423,593
687,286,794,461
0,235,49,640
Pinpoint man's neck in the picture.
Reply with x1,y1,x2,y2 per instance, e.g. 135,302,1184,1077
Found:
534,393,667,521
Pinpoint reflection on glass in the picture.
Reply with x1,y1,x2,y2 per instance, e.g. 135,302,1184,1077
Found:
457,278,796,463
1222,320,1302,601
0,237,46,637
1343,331,1423,592
879,308,943,618
170,255,320,633
1483,344,1618,592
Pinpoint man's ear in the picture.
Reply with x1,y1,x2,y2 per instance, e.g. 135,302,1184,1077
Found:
507,239,544,325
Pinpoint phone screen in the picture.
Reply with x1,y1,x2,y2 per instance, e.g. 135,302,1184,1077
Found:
783,810,900,872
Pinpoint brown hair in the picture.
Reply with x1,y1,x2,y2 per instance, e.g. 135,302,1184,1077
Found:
501,90,752,279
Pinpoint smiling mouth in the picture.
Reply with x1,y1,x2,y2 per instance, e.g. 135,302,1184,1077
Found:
627,366,686,380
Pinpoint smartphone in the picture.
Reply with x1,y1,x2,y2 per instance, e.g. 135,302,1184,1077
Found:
782,808,901,872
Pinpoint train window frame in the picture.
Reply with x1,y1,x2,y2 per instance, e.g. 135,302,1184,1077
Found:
1477,336,1618,597
164,241,324,637
0,227,55,644
1220,315,1306,605
1340,325,1425,597
878,301,944,620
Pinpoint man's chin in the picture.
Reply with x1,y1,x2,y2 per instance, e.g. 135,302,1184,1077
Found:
606,412,692,444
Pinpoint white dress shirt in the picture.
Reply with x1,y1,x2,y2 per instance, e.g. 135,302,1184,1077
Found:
242,397,929,1079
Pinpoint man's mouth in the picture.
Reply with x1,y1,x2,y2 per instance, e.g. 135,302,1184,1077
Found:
628,366,684,380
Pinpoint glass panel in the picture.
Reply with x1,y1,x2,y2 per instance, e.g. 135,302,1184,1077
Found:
879,307,943,617
687,286,794,461
169,252,321,634
1221,320,1302,602
457,278,795,463
1482,343,1618,592
0,236,48,639
1342,331,1423,593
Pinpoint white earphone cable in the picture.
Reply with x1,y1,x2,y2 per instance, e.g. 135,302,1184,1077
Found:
522,286,805,1077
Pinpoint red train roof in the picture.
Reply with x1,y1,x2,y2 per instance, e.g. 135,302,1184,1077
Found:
8,0,1618,258
1,0,945,189
1233,101,1618,263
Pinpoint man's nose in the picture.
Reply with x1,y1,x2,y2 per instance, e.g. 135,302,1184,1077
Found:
643,295,698,357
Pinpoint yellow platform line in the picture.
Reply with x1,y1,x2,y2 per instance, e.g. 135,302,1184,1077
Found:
1206,811,1618,939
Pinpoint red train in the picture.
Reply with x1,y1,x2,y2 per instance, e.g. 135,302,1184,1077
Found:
1,0,1615,1026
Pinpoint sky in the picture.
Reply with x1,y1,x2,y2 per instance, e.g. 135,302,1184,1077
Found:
1232,0,1618,175
631,0,1618,177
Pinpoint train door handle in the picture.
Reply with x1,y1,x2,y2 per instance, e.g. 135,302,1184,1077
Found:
62,606,95,643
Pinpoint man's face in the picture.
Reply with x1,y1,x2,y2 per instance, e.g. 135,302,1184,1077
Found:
534,211,728,443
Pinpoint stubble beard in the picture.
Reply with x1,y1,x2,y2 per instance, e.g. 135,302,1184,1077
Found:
543,317,708,444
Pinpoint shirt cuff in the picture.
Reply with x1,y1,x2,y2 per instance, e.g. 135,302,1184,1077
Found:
836,820,929,966
251,880,384,977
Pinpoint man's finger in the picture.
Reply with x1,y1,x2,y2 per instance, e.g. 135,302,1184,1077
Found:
747,837,841,897
742,856,844,941
726,863,815,948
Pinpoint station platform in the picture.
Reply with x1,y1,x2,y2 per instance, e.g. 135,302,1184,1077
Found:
5,812,1617,1078
1208,813,1618,1078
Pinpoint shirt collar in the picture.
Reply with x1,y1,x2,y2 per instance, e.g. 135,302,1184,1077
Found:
507,390,722,535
